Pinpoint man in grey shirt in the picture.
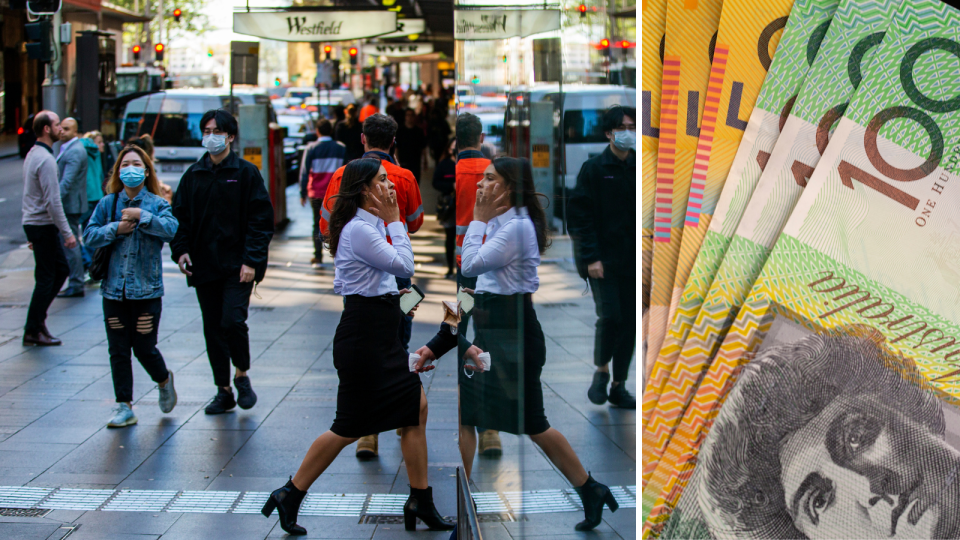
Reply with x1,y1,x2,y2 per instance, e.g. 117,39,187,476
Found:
22,111,78,346
56,117,87,297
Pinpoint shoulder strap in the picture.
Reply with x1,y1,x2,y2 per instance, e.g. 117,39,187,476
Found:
111,193,119,221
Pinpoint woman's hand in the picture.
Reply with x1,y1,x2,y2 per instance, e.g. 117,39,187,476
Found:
413,345,436,373
117,220,135,235
121,207,142,222
463,345,485,371
474,182,510,223
367,184,400,224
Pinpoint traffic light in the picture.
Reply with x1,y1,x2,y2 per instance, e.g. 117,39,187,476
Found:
349,47,358,66
502,54,507,63
132,44,141,62
154,42,164,62
25,20,53,62
598,38,610,57
173,8,181,23
578,3,586,17
323,45,332,54
26,0,60,15
620,40,634,48
207,48,213,57
274,77,281,86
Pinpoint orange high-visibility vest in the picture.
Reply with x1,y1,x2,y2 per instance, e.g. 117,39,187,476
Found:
455,156,491,267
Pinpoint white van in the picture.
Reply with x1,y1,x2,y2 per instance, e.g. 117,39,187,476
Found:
120,89,277,193
504,84,636,189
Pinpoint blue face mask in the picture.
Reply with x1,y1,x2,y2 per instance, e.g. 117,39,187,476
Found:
119,166,146,188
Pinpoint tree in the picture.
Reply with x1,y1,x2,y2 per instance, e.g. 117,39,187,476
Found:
111,0,211,44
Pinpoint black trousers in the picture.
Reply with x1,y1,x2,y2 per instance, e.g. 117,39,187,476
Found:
195,275,254,388
589,274,636,382
104,297,169,403
443,227,455,273
310,197,324,263
23,225,70,334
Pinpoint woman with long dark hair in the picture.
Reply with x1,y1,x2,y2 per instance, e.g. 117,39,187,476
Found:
83,145,180,428
262,158,453,536
334,103,365,162
460,157,619,531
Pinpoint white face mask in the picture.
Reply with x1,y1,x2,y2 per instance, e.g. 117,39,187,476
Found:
202,133,228,155
613,130,636,151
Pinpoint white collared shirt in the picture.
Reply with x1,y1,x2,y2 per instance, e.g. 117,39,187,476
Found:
461,206,540,295
333,208,414,297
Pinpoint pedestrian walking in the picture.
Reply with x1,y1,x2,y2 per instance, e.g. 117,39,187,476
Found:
415,158,619,532
261,158,452,536
432,138,457,278
395,109,428,184
56,117,88,298
334,104,364,163
83,145,179,428
21,111,77,347
319,114,424,457
171,109,275,415
299,119,345,268
567,105,637,409
80,132,106,274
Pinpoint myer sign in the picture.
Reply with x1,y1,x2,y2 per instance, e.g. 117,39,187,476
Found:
454,9,560,40
234,11,398,42
362,43,433,57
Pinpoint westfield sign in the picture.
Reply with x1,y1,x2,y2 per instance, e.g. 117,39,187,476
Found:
233,10,399,42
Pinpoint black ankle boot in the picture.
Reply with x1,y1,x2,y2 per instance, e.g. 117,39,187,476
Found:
574,474,618,531
262,477,307,535
404,486,455,531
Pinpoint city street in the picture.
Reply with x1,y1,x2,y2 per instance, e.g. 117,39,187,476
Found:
0,187,636,539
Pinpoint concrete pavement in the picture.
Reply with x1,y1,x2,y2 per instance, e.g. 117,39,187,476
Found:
0,186,636,539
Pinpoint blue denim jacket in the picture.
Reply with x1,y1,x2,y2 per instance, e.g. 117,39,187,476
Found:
83,189,179,300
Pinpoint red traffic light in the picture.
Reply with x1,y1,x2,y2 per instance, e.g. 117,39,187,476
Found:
133,45,141,53
323,45,332,54
578,4,586,15
17,127,25,135
620,40,633,48
349,47,358,56
155,43,164,52
173,8,181,22
599,38,609,48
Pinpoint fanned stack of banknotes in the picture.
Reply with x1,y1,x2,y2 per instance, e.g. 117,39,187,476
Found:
640,0,960,537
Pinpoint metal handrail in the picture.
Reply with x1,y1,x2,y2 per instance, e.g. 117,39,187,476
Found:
457,467,482,540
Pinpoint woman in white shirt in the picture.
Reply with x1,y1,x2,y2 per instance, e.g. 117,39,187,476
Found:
461,158,619,531
262,158,453,535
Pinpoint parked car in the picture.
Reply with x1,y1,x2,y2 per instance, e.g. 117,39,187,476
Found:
18,113,37,158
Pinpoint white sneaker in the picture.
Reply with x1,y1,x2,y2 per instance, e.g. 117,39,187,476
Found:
107,403,138,428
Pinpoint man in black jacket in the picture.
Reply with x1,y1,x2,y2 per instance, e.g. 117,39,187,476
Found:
171,109,275,415
567,105,637,409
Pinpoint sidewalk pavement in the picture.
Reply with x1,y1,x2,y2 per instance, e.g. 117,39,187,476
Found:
0,134,18,160
0,186,636,539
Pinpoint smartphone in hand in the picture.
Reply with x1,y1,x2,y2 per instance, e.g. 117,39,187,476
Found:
400,284,425,314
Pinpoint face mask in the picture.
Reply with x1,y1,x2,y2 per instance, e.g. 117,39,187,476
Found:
613,130,636,151
119,166,146,188
202,133,228,155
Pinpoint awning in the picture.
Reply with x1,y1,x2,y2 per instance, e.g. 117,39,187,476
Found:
102,1,153,23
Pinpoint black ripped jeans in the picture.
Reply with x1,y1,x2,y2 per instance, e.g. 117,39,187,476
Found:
103,297,169,403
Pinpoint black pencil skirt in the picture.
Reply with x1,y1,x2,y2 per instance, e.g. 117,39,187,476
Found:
331,294,422,438
459,293,550,436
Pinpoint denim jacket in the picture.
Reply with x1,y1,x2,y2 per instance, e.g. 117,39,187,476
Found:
83,189,179,300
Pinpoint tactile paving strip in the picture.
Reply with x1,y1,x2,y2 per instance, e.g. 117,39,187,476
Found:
0,487,52,508
0,485,637,516
102,490,178,512
300,493,367,517
42,489,114,510
502,489,580,514
364,494,407,516
167,491,240,513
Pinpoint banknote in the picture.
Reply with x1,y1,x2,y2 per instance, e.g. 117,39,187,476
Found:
644,0,960,535
641,0,840,492
646,0,724,379
642,0,668,348
640,0,804,433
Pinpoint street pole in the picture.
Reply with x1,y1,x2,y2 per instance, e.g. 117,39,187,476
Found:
42,9,67,121
158,0,164,60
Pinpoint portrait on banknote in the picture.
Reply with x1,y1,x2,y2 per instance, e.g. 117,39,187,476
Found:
661,320,960,539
